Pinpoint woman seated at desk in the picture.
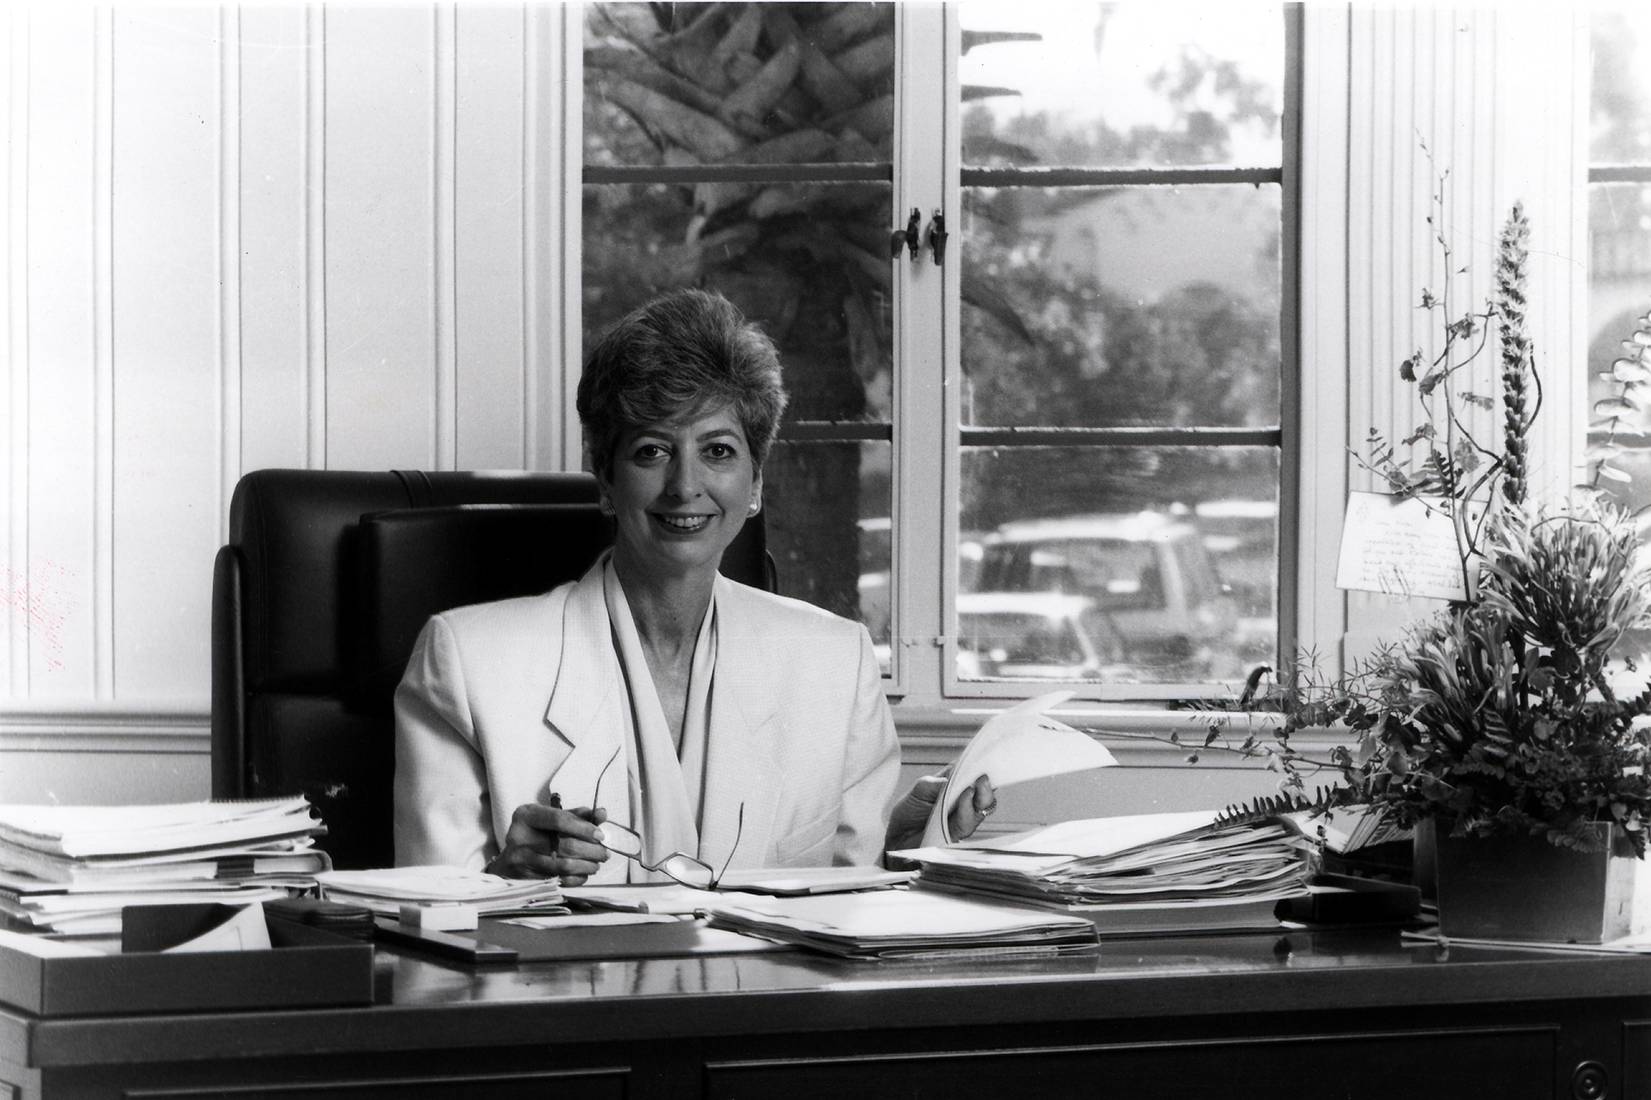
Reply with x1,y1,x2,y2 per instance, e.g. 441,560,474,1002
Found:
394,289,991,882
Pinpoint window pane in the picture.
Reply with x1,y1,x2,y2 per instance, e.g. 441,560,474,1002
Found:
582,181,893,422
960,185,1281,427
1587,181,1651,667
764,441,892,671
1587,182,1651,513
1591,10,1651,163
960,446,1277,682
586,3,897,168
959,2,1284,169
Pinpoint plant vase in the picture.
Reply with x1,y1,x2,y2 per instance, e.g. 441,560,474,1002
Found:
1424,820,1642,944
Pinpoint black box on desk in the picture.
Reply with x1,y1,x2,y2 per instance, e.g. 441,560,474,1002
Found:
0,904,374,1017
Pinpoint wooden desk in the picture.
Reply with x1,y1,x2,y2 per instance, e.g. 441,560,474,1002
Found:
4,928,1651,1099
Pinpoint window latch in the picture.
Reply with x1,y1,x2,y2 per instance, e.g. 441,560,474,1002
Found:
890,208,922,260
926,210,948,266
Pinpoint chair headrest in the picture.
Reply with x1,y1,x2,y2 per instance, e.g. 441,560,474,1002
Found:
353,503,612,706
229,469,601,694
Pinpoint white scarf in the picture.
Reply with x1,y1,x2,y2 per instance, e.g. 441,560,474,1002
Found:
601,559,718,883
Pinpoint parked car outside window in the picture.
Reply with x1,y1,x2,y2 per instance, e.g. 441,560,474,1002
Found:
957,592,1126,682
971,512,1240,681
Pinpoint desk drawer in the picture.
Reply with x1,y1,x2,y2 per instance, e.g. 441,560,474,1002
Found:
708,1026,1560,1100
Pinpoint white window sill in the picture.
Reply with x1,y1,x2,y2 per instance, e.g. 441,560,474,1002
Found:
890,696,1357,772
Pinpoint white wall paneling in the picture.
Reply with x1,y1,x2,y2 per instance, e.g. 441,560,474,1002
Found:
3,5,26,703
323,6,438,471
219,6,243,534
455,4,527,470
306,3,327,468
111,6,223,702
2,3,573,803
25,4,96,702
1492,4,1587,500
240,4,312,475
93,3,114,703
1341,6,1588,664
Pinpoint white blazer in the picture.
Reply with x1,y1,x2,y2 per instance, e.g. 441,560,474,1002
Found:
393,563,900,877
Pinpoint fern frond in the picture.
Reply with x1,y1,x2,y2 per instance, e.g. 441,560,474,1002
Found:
1214,785,1342,828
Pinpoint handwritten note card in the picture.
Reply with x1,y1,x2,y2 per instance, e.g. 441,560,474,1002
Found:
1335,491,1473,602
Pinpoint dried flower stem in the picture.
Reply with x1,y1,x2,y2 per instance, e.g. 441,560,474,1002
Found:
1497,202,1532,507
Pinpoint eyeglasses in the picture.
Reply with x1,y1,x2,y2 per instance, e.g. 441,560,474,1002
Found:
592,747,744,889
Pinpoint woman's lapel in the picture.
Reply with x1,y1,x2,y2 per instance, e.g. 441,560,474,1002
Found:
700,576,783,867
541,561,630,825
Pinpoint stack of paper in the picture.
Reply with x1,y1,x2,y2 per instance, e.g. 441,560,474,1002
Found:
0,797,327,935
316,865,565,918
896,810,1315,934
705,889,1099,960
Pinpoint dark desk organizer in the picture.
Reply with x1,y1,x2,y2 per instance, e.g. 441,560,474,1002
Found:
1,902,374,1017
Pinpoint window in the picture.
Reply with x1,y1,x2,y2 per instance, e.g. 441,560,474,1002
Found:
952,2,1293,696
582,3,1296,705
1587,7,1651,662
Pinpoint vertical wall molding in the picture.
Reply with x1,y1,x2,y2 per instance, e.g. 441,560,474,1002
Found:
93,4,113,699
219,6,242,539
1295,4,1351,666
524,3,576,472
305,5,326,469
516,4,531,469
433,3,457,470
4,4,27,697
557,5,582,472
522,5,542,469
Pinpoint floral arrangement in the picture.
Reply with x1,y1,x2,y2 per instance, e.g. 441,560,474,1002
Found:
1116,197,1651,856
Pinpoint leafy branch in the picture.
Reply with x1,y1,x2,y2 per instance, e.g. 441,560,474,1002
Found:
1586,307,1651,494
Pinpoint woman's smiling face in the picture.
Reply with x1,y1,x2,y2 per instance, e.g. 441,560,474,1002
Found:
601,402,761,582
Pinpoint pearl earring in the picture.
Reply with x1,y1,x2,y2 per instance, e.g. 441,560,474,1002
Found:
747,501,761,517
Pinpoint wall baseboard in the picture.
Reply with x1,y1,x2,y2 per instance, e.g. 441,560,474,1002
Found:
0,705,210,754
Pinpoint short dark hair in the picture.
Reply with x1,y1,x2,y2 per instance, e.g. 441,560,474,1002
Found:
577,289,788,478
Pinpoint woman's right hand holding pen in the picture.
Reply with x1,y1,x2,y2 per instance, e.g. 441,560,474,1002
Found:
487,793,611,883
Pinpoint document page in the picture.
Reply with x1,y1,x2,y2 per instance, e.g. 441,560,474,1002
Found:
921,691,1118,845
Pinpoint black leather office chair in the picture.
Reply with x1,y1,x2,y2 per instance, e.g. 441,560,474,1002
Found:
210,468,775,869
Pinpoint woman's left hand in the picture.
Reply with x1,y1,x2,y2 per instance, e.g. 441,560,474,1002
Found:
946,773,998,840
883,772,998,852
